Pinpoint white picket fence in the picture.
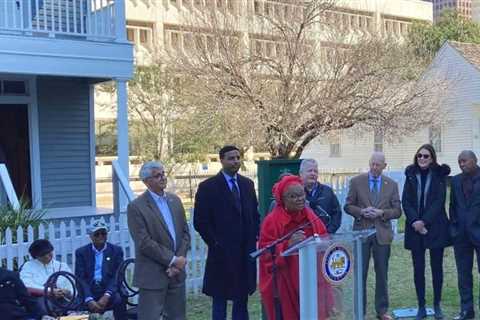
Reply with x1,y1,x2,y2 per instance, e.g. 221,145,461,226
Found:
0,214,208,294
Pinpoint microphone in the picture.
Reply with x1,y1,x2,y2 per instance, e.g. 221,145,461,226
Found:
307,200,331,227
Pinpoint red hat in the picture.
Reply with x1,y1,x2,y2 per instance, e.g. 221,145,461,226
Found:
272,175,303,206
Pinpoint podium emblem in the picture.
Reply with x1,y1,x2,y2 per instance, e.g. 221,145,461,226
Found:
322,244,352,285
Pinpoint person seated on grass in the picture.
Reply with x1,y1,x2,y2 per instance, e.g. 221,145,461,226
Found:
20,239,73,315
0,267,55,320
75,220,127,319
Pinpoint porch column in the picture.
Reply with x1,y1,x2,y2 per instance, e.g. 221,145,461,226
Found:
115,79,129,213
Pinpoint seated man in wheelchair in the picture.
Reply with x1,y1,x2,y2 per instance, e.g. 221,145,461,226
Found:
75,220,127,319
0,267,55,320
20,239,73,315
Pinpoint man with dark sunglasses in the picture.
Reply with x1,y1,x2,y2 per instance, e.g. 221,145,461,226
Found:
75,220,127,319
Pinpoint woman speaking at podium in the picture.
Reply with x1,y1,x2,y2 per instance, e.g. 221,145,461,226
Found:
259,175,333,319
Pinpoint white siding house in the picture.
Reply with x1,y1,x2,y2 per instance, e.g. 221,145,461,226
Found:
302,41,480,175
0,0,134,219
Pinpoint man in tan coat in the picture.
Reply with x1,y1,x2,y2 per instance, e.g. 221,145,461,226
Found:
127,161,191,320
344,152,401,320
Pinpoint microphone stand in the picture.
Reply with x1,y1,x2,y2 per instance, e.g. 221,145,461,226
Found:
250,221,312,320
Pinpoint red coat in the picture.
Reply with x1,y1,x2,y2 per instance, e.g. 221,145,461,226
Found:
259,206,334,320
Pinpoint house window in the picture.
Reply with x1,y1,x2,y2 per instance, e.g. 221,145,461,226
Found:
429,126,442,153
373,130,383,152
0,80,28,96
329,134,341,157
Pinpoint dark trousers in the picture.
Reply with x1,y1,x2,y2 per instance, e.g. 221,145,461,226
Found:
411,247,444,307
88,285,128,320
454,239,480,313
212,296,249,320
362,235,391,316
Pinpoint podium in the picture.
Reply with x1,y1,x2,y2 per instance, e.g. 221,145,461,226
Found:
283,230,375,320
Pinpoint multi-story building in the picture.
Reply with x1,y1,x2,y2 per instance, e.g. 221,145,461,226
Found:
433,0,472,21
94,0,432,159
124,0,432,61
472,0,480,21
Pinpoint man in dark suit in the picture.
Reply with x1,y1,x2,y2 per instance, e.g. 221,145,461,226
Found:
450,150,480,320
128,161,191,320
194,145,260,320
344,152,401,320
75,220,127,319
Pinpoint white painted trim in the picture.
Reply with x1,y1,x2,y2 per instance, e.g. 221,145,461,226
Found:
89,85,96,207
27,77,42,209
0,164,20,210
116,79,129,213
0,35,134,79
0,75,42,209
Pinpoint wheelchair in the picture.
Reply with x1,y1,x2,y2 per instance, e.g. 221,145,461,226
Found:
43,271,87,318
116,258,139,319
43,266,137,319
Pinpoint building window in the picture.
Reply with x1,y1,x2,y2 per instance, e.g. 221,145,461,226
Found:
429,126,442,153
140,29,148,44
373,130,383,152
127,28,135,42
254,0,262,15
171,32,180,49
329,133,341,157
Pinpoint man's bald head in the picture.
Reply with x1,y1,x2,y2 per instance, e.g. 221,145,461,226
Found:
369,152,387,177
458,150,478,174
459,150,477,162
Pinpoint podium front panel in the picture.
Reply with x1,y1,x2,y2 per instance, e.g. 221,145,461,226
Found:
284,232,373,320
316,240,355,320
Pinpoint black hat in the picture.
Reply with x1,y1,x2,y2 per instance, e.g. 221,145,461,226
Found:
29,239,53,259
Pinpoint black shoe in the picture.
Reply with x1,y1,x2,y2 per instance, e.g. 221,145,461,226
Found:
453,310,475,320
434,304,444,319
416,307,427,320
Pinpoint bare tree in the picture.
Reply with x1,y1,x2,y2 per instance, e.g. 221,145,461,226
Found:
169,0,448,158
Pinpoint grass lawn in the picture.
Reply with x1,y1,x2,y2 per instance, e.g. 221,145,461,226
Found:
186,241,479,319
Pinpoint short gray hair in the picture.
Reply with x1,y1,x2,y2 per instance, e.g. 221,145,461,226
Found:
139,161,164,181
299,159,318,174
370,151,386,164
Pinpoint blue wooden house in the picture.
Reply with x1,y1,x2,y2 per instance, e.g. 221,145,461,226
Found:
0,0,133,219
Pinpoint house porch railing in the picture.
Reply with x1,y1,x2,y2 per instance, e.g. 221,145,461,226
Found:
0,0,126,41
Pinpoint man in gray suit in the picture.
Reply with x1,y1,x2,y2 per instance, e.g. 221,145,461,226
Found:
127,161,191,320
344,152,401,320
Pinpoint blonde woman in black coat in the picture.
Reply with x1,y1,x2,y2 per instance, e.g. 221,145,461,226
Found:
402,144,451,320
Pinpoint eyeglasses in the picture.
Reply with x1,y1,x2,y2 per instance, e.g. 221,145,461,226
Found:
416,153,430,159
284,194,306,201
93,231,107,237
150,172,166,179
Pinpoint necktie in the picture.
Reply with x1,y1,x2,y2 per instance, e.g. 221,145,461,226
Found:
230,178,242,212
372,178,379,204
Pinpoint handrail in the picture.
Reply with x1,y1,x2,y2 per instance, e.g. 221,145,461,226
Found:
112,159,135,203
0,164,20,210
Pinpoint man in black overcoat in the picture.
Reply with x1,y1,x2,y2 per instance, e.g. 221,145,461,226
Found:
450,150,480,320
194,145,260,320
